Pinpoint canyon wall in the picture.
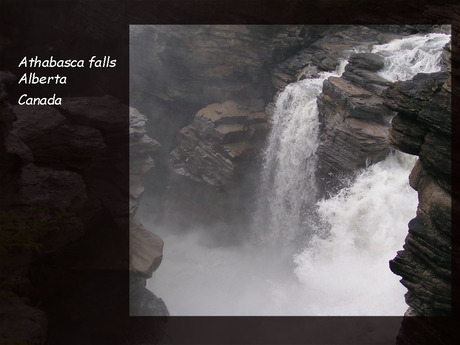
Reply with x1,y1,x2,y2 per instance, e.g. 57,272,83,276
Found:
385,62,452,316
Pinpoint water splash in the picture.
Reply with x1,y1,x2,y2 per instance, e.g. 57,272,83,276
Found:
293,152,418,314
372,33,450,82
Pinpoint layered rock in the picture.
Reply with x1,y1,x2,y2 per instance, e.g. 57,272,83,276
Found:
170,100,268,190
316,52,395,186
384,65,452,315
129,106,168,316
271,25,410,91
163,101,267,236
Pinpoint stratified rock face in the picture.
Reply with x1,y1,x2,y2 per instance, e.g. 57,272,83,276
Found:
385,47,451,315
384,71,451,192
170,100,268,190
316,52,394,178
130,106,160,215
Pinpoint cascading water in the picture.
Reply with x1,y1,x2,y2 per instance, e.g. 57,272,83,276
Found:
252,61,347,244
372,32,450,82
146,31,450,316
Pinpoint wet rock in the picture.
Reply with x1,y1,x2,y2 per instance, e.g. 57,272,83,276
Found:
384,71,451,192
348,53,385,71
129,106,167,315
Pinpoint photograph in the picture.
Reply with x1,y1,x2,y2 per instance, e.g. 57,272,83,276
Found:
129,25,452,317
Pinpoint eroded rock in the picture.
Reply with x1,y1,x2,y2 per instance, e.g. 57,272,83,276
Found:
316,54,395,178
170,100,268,189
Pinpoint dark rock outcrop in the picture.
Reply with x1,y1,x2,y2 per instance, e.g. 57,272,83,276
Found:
385,65,452,316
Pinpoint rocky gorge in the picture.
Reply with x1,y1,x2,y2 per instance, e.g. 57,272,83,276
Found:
129,23,454,322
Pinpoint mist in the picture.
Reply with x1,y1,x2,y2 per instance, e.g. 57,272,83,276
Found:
130,25,450,316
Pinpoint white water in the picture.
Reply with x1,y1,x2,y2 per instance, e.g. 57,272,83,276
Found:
372,33,450,82
145,32,449,316
148,152,417,315
252,61,347,244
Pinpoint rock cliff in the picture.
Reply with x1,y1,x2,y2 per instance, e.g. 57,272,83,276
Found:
384,65,452,315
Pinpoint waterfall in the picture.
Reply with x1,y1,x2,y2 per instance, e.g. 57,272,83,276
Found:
252,61,347,244
146,31,450,316
253,32,450,247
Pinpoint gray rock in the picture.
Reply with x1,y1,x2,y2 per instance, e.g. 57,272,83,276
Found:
348,53,385,71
